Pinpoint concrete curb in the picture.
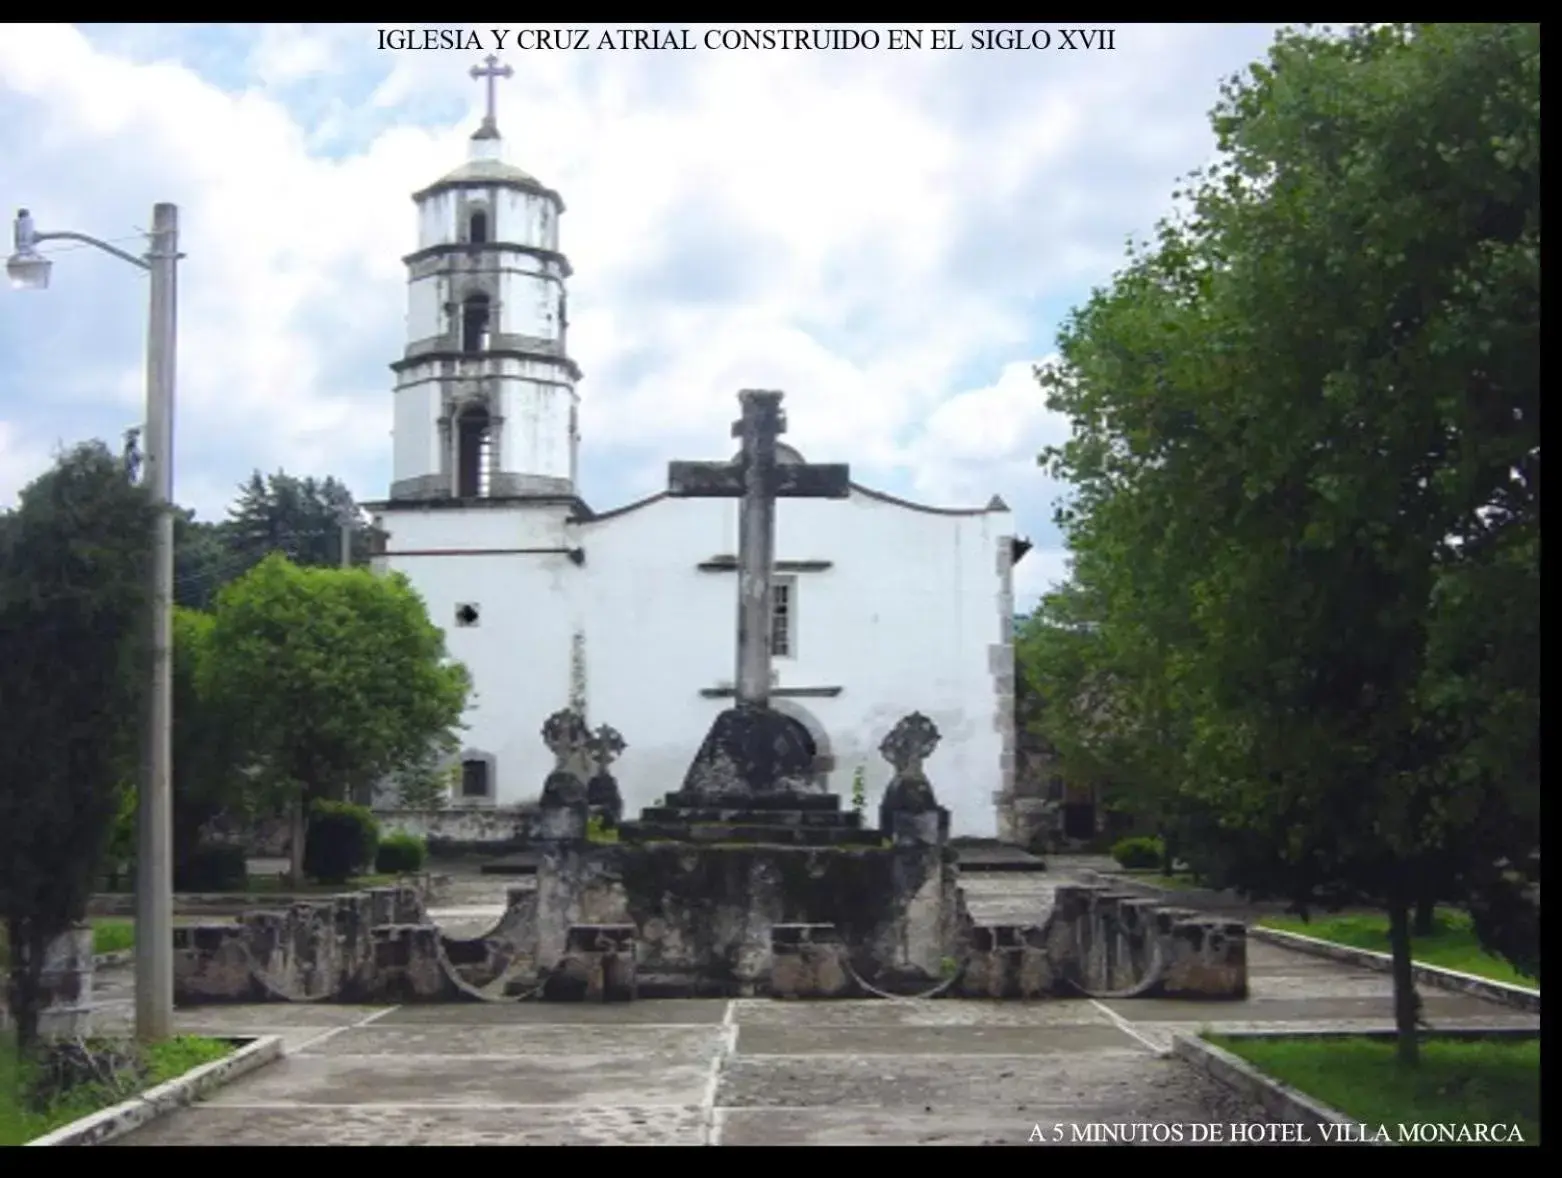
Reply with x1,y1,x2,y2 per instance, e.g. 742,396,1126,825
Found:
1170,1032,1381,1145
25,1034,283,1147
1249,926,1541,1014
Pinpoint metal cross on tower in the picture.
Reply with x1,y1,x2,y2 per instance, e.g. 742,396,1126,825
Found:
470,54,514,134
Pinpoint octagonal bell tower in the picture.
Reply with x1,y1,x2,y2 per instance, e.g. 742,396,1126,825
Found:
389,56,581,502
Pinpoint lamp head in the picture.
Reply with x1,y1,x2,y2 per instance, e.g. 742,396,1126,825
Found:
8,208,50,290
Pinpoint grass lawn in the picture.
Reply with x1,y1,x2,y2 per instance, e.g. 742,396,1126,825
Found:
1257,908,1536,988
0,918,135,968
239,872,399,894
1117,868,1206,891
1206,1034,1540,1145
91,918,135,955
0,1034,232,1145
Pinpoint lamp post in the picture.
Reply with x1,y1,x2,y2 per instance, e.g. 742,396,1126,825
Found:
8,204,181,1043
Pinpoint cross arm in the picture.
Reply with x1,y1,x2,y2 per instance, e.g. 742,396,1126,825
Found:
773,463,850,498
668,461,744,498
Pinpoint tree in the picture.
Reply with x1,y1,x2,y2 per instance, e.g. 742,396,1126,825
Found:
1037,23,1538,1065
173,509,237,611
0,443,154,1050
170,607,251,870
203,555,470,884
226,470,366,572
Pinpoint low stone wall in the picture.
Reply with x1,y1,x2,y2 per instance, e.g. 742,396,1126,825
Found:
374,806,540,854
0,926,96,1037
172,884,537,1005
159,873,1245,1006
958,884,1248,1000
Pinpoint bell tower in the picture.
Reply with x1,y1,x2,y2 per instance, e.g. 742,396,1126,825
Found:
389,55,582,501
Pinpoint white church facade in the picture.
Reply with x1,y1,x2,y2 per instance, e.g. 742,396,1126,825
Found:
367,64,1028,838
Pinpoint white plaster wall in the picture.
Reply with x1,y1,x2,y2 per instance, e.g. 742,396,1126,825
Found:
377,501,580,804
406,273,444,343
417,191,457,249
379,490,1010,837
498,189,554,250
391,382,442,484
497,381,575,479
498,268,557,339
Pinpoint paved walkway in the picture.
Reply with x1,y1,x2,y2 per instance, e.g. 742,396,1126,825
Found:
101,868,1536,1146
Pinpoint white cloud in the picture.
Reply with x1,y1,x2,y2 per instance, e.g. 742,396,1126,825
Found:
0,20,1283,568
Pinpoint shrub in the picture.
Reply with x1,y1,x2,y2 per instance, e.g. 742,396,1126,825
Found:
1112,835,1165,870
103,785,138,889
175,843,249,892
375,831,427,874
304,799,380,884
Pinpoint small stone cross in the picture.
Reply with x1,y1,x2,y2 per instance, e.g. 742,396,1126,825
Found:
880,712,941,778
587,724,626,774
541,708,591,775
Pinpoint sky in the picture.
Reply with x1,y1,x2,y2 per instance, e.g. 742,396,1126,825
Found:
0,23,1284,609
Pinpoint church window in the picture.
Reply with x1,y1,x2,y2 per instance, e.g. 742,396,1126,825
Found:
461,293,491,352
468,209,489,244
771,576,796,658
455,603,479,627
456,404,492,497
460,759,490,799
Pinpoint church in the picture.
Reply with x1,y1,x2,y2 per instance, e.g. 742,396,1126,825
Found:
366,60,1030,838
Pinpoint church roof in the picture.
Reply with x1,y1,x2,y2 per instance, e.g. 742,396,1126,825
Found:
432,157,541,187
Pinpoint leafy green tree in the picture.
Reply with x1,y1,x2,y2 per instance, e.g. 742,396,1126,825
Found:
203,555,470,884
0,443,154,1050
1038,23,1538,1064
170,607,251,871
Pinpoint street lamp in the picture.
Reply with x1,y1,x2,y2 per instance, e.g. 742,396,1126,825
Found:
7,204,181,1043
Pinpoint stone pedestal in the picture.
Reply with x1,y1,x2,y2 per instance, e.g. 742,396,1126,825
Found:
537,801,588,841
1160,919,1248,999
960,924,1053,999
770,923,851,998
887,807,949,847
543,924,638,1002
37,925,94,1037
679,705,818,797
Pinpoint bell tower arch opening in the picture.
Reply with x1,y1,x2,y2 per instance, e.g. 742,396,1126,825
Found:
461,292,491,353
456,403,493,497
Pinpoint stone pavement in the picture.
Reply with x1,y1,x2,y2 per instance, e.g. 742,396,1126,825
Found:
101,867,1537,1147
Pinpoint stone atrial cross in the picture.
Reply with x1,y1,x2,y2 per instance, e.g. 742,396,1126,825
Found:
470,54,514,128
668,391,849,709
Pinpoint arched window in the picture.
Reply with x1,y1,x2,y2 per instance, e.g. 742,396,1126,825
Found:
468,209,488,244
456,404,492,498
461,293,491,353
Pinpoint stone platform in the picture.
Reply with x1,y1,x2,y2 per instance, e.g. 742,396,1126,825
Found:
534,839,963,997
106,907,1539,1146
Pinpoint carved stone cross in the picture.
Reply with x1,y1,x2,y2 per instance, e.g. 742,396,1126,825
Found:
587,724,626,775
667,390,849,709
540,707,592,801
880,712,941,779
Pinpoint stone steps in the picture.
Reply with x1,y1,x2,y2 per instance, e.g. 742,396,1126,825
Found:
638,806,863,828
658,790,841,812
618,821,885,847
